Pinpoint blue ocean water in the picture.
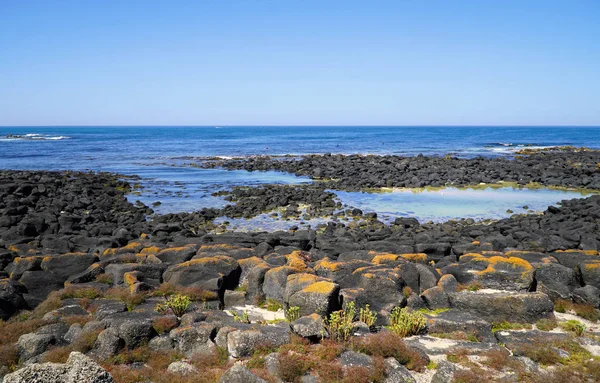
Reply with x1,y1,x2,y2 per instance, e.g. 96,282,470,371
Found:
1,126,599,220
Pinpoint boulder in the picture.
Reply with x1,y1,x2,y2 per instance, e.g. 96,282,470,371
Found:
424,310,494,342
287,280,341,317
227,326,290,358
163,256,241,301
494,330,569,356
92,328,124,359
218,363,267,383
579,261,600,289
448,291,554,323
40,253,97,282
534,263,580,300
443,255,534,291
118,319,156,349
421,286,450,310
572,285,600,308
291,313,328,340
3,351,113,383
0,279,29,320
169,323,217,357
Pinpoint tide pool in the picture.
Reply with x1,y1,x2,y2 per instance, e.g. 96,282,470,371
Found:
332,187,593,223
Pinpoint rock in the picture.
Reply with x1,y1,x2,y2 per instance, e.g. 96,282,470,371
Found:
448,291,554,323
227,326,290,358
218,363,267,383
443,254,534,291
163,256,241,301
17,324,67,363
437,274,458,293
64,324,83,344
3,351,113,383
415,264,439,292
156,245,198,264
494,330,569,356
42,305,89,321
534,263,579,300
18,270,65,306
384,357,416,383
430,360,456,383
104,263,165,287
291,313,328,340
148,335,174,352
169,323,217,357
579,261,600,289
425,309,494,342
572,285,600,308
92,328,124,359
0,279,29,320
421,286,450,310
263,266,299,303
287,280,341,317
118,319,156,349
339,351,373,370
40,252,97,282
167,361,198,375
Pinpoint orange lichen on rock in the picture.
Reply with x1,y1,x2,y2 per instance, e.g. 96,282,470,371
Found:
102,242,143,257
399,253,427,263
123,271,139,286
301,281,337,294
286,251,310,271
471,241,480,245
474,256,533,277
314,258,342,272
371,253,399,264
140,246,161,254
583,262,600,270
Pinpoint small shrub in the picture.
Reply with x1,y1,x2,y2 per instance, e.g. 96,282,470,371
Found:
554,299,571,313
572,303,600,322
192,346,228,369
229,310,250,323
349,332,427,371
0,344,18,372
155,294,191,317
453,369,482,383
95,273,114,285
560,319,585,336
359,304,377,327
265,299,283,312
108,346,152,365
152,316,179,335
387,307,426,337
278,352,313,383
312,339,345,362
457,280,484,292
480,349,512,370
59,286,103,299
446,348,470,364
31,291,62,318
105,287,146,311
153,283,217,302
521,344,561,365
326,302,355,342
280,334,311,355
286,306,301,322
402,286,413,298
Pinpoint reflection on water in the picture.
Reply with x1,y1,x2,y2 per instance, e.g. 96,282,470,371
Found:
125,167,312,214
333,187,591,223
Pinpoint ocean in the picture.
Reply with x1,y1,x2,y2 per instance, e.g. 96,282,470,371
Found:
1,126,599,222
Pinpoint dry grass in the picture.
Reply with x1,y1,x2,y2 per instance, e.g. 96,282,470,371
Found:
152,316,179,335
555,299,600,322
153,283,217,302
105,287,146,311
349,331,428,372
42,328,103,363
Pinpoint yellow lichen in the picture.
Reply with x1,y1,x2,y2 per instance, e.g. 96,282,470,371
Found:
583,262,600,270
399,253,428,263
301,281,336,294
140,246,161,254
474,256,533,277
123,272,138,286
371,254,399,264
139,233,149,239
471,241,480,246
584,250,599,256
314,258,341,272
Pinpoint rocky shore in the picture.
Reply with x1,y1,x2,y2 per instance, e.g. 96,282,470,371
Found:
2,149,600,382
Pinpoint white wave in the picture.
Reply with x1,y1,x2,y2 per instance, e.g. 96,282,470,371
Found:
1,134,71,141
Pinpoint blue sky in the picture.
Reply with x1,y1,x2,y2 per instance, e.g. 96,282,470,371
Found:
0,0,598,126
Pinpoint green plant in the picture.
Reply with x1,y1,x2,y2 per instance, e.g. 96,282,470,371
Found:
560,320,586,336
264,299,283,312
326,302,356,342
94,273,114,285
230,310,250,323
387,307,426,338
359,304,377,328
491,321,532,333
286,306,301,322
154,294,191,317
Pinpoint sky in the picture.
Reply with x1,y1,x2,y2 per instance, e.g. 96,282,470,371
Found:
0,0,599,126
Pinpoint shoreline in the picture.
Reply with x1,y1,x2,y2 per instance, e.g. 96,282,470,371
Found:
1,148,600,382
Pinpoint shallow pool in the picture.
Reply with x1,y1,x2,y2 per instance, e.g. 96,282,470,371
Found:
332,186,593,223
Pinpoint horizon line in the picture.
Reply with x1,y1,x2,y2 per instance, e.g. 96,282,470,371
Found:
2,124,600,128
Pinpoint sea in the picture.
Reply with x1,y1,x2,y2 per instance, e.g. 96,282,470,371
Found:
1,126,599,226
